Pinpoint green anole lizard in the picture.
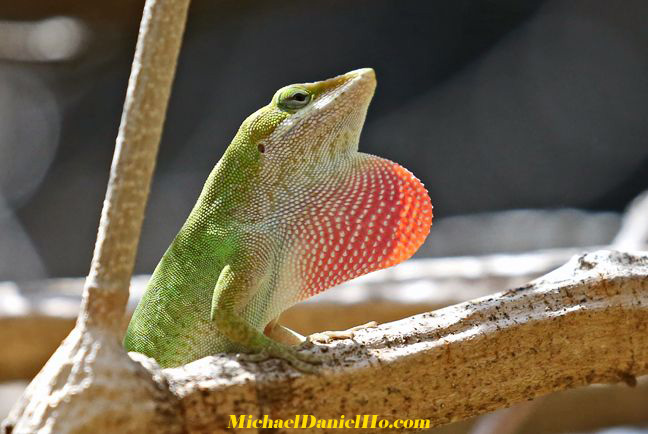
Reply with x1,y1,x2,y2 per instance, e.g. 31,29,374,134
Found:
124,68,432,371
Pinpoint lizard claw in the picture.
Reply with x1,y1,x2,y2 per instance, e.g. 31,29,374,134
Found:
237,349,270,363
239,342,324,373
272,342,324,373
307,321,378,343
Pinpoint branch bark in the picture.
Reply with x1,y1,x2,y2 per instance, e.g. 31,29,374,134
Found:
83,0,189,332
2,1,190,432
162,250,647,433
471,189,648,434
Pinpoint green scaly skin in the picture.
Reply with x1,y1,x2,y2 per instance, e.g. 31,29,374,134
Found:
124,68,432,372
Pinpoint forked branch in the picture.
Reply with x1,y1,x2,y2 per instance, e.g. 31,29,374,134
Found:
3,1,190,433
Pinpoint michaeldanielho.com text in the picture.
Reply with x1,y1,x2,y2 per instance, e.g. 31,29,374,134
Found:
229,415,431,430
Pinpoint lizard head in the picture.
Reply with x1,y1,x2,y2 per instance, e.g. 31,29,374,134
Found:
236,68,376,166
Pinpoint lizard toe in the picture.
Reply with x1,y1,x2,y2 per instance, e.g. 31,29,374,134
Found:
237,349,270,363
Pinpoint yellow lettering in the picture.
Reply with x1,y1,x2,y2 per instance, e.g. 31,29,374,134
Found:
302,415,316,428
228,415,247,429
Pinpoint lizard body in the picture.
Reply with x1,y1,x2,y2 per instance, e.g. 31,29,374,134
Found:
124,68,432,370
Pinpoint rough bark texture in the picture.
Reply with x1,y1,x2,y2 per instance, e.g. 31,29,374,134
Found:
2,247,647,432
2,0,190,432
2,329,180,434
163,250,648,433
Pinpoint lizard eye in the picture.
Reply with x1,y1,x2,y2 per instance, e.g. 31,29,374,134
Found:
277,87,311,111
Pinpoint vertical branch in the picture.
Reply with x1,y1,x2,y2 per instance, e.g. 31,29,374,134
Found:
2,1,192,432
80,0,191,330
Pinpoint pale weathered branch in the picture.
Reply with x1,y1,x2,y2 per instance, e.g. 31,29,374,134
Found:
161,250,647,433
476,189,648,434
82,0,189,332
2,1,190,432
2,249,646,431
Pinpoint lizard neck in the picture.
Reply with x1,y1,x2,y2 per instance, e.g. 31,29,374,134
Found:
160,140,261,274
188,138,263,228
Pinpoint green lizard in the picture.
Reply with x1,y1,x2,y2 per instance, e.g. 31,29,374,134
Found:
124,68,432,371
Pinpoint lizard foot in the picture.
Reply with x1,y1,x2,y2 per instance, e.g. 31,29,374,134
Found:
307,321,378,344
238,341,324,373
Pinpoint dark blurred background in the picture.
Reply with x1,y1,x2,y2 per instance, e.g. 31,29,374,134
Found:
0,0,646,280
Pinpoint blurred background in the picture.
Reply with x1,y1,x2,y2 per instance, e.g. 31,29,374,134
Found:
0,0,646,279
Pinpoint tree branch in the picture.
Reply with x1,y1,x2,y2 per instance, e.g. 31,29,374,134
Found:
2,1,190,432
82,0,189,331
162,250,648,432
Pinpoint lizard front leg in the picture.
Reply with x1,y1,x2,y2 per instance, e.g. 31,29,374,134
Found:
307,322,378,343
264,319,305,345
265,318,378,344
211,263,322,373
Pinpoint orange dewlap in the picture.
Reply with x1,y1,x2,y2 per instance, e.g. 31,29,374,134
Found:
382,163,433,267
294,156,433,301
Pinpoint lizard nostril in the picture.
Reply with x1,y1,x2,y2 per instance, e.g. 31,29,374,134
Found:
258,144,265,153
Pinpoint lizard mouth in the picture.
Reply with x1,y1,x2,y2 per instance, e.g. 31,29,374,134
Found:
269,68,377,151
310,68,376,114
